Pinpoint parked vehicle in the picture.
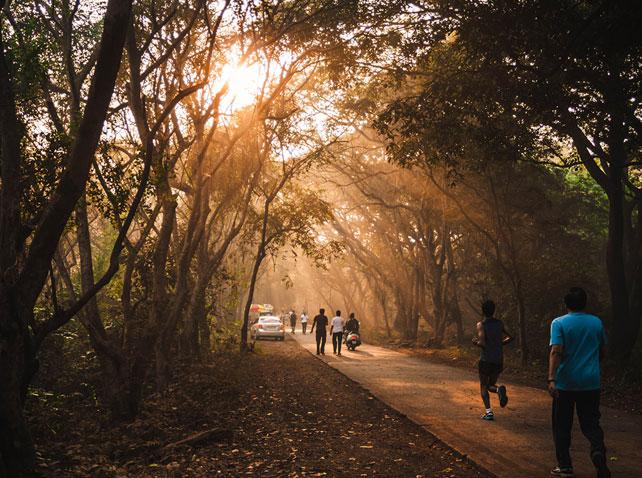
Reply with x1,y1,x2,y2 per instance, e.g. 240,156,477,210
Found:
251,315,285,341
250,303,274,322
344,331,361,351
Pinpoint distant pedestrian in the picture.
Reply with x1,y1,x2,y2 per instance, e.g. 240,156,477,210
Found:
301,312,308,334
330,310,344,356
472,299,513,421
310,308,328,355
290,310,297,334
548,287,610,478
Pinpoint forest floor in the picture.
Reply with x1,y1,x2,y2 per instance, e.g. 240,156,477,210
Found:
28,337,488,478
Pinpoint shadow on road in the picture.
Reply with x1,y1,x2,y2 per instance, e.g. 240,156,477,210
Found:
340,349,374,357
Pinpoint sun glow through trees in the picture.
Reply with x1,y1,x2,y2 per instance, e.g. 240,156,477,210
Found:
215,61,265,112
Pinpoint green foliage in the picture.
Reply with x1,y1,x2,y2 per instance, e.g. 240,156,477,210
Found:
87,141,146,225
265,183,342,264
374,1,641,186
20,130,70,219
561,168,609,240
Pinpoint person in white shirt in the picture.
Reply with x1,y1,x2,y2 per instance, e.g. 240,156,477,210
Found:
300,312,308,334
330,310,345,356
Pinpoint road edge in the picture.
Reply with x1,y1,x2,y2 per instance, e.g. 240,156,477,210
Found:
287,334,497,478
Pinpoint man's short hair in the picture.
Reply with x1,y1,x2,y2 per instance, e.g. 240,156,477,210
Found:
481,300,495,317
319,308,325,314
336,310,341,316
564,287,587,311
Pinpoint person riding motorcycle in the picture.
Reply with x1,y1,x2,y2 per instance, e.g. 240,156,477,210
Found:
343,313,361,350
345,313,360,334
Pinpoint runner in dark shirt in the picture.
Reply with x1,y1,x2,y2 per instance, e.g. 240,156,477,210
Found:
310,308,329,355
473,299,513,421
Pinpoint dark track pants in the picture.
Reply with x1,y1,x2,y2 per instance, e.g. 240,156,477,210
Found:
315,332,326,354
302,323,307,334
552,389,606,469
332,332,343,354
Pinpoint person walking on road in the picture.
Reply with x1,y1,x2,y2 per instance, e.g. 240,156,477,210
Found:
472,299,513,421
310,308,328,355
300,311,308,334
330,310,344,356
548,287,610,478
289,310,297,334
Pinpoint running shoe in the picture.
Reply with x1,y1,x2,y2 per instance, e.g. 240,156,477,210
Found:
498,385,508,408
550,466,574,477
480,411,494,421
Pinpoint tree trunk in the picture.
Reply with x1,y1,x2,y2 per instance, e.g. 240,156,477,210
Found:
412,266,424,342
0,289,35,478
392,288,408,338
374,285,392,338
155,283,192,390
151,200,177,390
196,293,211,359
157,178,206,366
240,199,271,351
605,165,635,361
181,262,210,359
75,197,134,418
450,300,465,344
445,239,465,345
513,278,528,367
241,250,265,351
627,200,642,348
0,0,132,472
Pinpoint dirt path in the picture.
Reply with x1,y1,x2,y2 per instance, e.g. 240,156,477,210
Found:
32,336,487,477
290,330,642,478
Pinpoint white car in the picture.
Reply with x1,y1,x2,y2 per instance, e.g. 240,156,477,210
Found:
251,315,285,341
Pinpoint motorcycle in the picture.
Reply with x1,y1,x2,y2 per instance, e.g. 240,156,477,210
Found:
344,330,361,351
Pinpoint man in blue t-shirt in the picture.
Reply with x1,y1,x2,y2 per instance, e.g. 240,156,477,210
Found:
547,287,610,478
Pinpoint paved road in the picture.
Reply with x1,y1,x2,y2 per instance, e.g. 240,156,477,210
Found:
289,330,642,478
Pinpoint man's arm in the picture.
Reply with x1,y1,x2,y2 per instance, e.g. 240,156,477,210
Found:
310,317,316,334
502,327,514,345
547,344,564,397
472,321,485,347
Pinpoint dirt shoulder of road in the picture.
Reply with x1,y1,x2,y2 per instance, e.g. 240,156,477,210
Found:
29,337,489,477
385,343,642,415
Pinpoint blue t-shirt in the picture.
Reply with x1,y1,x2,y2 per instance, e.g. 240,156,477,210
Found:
549,312,606,391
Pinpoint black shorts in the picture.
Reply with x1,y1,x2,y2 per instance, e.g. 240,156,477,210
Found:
478,360,503,385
